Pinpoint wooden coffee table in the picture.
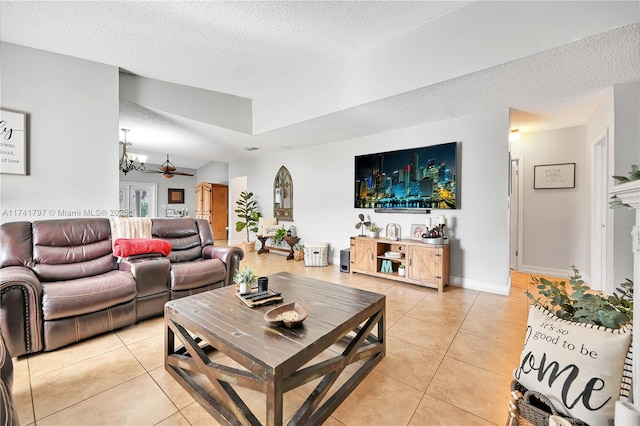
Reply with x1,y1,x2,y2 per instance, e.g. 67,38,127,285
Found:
164,272,385,426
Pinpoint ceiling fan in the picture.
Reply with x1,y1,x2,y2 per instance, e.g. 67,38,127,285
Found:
145,154,194,179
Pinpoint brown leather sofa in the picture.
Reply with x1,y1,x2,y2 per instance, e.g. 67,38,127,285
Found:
0,217,243,358
1,332,19,426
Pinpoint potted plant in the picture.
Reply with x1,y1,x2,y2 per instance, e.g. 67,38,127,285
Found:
526,266,633,329
368,223,380,238
397,264,406,277
273,227,286,247
235,191,260,251
293,244,304,261
516,267,634,424
233,265,257,293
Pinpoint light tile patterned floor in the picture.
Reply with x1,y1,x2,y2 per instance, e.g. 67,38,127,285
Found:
11,247,558,426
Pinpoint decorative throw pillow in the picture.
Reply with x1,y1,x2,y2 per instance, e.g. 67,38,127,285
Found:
514,304,633,425
257,217,278,236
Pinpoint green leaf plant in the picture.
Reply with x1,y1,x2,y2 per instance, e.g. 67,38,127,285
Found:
526,266,633,329
235,191,260,242
609,164,640,209
273,227,286,246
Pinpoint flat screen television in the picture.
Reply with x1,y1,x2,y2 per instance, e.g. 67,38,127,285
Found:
354,141,458,211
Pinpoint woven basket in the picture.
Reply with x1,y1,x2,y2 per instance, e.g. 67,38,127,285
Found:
508,381,588,426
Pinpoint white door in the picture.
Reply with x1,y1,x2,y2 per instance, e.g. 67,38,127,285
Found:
509,158,520,270
591,130,610,292
119,182,158,218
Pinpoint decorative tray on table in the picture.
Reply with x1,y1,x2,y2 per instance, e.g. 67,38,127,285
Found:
236,289,283,307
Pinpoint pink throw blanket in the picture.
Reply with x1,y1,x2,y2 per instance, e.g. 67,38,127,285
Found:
113,238,172,257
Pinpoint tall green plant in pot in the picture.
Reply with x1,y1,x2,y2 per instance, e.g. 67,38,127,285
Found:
235,191,260,251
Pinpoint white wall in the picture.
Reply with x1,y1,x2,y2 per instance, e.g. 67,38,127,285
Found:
197,161,229,184
510,126,589,278
120,74,252,134
230,109,512,294
0,43,119,223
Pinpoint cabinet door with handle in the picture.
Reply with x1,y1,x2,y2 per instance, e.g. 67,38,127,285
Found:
408,245,443,285
353,238,376,273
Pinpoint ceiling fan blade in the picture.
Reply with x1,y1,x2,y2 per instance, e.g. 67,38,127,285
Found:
143,170,163,174
160,165,176,172
171,171,194,176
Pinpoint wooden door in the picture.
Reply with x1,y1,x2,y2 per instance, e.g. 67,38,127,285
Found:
352,238,376,273
408,246,443,285
210,184,228,240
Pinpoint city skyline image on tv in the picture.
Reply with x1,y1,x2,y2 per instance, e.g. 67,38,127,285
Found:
354,141,457,210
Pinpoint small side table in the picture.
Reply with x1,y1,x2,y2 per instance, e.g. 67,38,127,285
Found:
257,235,269,254
284,237,300,260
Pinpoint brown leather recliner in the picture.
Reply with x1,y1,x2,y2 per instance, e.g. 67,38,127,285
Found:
10,219,137,354
0,217,244,358
151,218,240,299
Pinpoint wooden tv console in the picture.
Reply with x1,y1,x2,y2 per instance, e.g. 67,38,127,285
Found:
350,236,450,292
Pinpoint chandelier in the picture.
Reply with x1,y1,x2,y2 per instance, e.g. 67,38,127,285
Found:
119,128,147,174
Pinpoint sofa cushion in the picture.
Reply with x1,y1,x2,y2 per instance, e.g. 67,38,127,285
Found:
152,218,202,262
42,270,137,320
170,258,226,292
32,219,116,281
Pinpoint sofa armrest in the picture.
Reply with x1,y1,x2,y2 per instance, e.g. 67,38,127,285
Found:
0,266,44,357
118,257,171,298
202,246,244,287
1,332,19,426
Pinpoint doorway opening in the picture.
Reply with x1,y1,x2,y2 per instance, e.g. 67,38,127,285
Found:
119,182,158,218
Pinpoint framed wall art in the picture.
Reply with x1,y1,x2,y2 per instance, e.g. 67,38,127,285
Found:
168,188,185,204
0,108,28,175
410,224,426,240
534,163,575,189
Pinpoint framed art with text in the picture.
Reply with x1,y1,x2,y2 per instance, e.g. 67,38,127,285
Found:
534,163,575,189
0,108,28,175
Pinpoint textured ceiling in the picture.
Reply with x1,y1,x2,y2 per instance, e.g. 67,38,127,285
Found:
0,1,469,98
1,1,639,169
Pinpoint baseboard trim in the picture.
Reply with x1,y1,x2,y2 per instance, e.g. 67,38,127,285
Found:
519,264,571,279
449,275,510,296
